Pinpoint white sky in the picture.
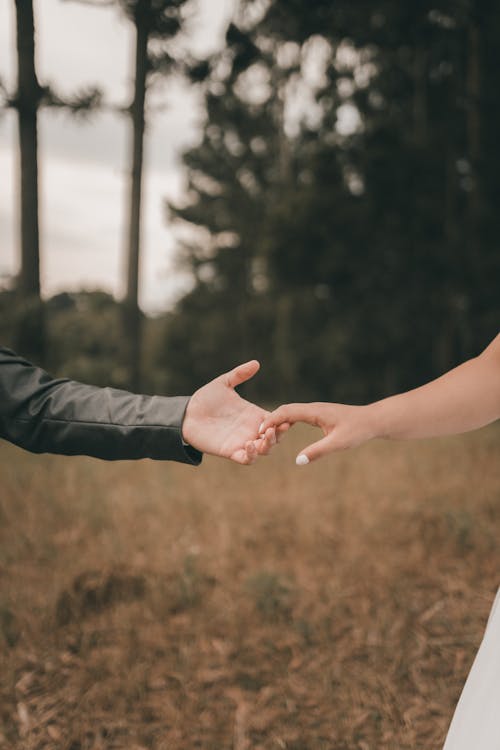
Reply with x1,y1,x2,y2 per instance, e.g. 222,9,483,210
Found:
0,0,236,312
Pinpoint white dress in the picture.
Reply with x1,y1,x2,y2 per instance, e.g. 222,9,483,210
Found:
443,588,500,749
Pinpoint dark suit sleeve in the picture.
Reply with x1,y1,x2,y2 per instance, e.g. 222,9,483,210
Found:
0,347,202,464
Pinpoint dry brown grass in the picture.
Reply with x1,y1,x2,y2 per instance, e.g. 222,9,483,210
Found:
1,424,499,750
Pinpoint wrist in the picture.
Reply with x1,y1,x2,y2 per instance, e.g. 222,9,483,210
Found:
181,396,198,449
361,402,386,441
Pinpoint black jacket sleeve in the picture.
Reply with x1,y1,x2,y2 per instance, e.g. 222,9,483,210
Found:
0,347,202,464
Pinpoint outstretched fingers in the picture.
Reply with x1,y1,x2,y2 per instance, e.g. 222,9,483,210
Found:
230,425,281,463
295,434,335,465
224,360,260,389
255,427,276,455
260,404,319,433
231,440,258,465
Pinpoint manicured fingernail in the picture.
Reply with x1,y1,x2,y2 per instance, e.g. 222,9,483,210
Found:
296,454,309,466
259,422,265,434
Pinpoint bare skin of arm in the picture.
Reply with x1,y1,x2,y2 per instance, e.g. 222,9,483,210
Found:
260,333,500,464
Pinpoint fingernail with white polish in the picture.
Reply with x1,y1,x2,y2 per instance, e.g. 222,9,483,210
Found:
296,454,309,466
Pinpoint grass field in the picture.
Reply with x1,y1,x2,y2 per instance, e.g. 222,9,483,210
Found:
1,424,500,750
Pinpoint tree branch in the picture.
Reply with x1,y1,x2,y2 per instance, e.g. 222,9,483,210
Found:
0,77,10,108
61,0,115,6
43,85,103,116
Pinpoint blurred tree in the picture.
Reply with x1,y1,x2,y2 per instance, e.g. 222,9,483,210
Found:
164,18,291,396
45,291,129,386
116,0,189,391
3,1,101,364
165,4,370,399
164,0,499,402
76,0,191,390
11,0,44,362
0,287,168,393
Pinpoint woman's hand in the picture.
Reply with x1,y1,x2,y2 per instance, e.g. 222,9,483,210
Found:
261,332,500,465
259,402,377,465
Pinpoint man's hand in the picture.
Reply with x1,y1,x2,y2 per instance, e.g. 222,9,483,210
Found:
182,360,284,465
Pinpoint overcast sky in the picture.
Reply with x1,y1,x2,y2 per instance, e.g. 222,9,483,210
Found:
0,0,236,312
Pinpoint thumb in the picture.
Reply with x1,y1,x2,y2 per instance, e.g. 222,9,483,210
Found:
295,435,334,465
224,360,260,389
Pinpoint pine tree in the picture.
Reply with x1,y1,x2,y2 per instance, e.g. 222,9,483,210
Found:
165,0,500,401
5,0,101,363
115,0,189,390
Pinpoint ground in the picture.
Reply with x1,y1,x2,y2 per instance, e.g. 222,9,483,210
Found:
1,424,499,749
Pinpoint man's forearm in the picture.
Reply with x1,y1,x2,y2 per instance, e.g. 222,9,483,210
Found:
0,347,202,463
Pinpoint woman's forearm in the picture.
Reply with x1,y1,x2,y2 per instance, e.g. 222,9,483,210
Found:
367,334,500,440
258,332,500,464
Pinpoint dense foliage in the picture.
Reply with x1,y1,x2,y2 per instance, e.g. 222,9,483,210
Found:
4,0,499,402
163,0,500,402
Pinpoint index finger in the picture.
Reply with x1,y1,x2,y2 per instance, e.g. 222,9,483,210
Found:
260,404,318,433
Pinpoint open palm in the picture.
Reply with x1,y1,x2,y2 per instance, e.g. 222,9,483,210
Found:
181,361,278,464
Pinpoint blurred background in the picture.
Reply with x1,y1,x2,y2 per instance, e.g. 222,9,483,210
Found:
1,0,498,401
1,4,500,749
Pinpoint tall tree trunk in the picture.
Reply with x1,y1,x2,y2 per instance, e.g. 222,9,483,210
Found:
124,1,150,391
14,0,45,361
